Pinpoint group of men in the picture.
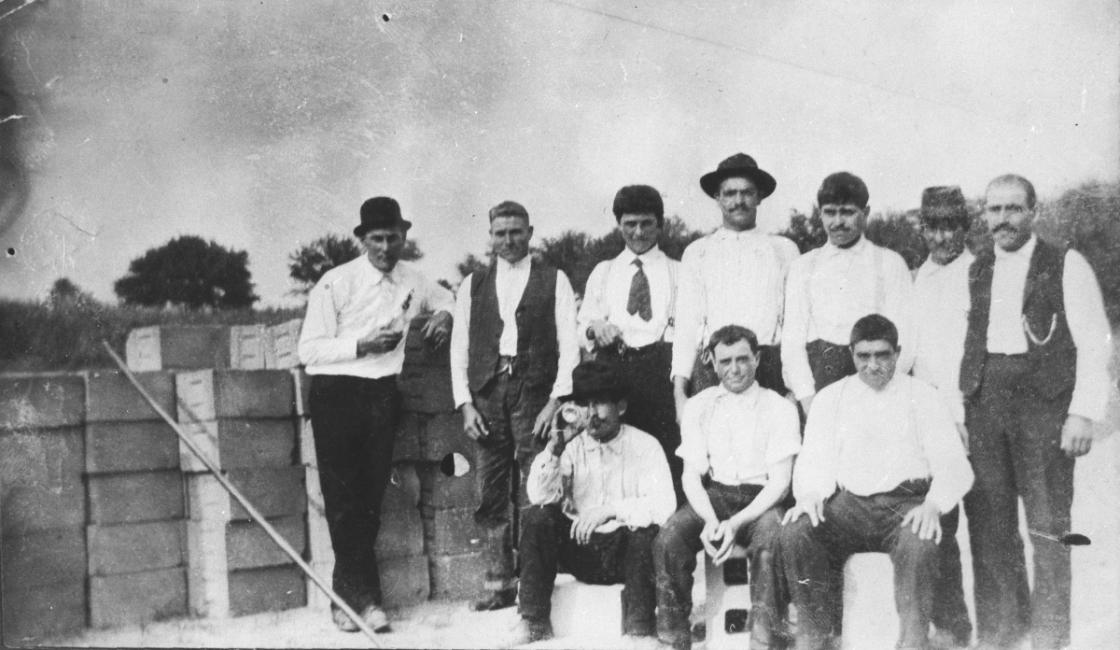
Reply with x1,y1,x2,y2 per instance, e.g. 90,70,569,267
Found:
297,152,1111,650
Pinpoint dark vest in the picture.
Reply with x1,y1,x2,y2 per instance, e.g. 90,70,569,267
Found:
467,259,559,394
959,240,1077,400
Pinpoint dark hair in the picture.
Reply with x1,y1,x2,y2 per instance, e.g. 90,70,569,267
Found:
817,171,869,209
488,200,530,222
612,185,664,226
987,174,1036,210
849,313,899,350
706,325,759,355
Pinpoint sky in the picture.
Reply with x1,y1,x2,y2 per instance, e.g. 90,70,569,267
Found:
0,0,1117,307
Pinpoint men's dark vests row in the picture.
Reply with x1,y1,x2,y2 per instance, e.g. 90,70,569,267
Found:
960,240,1077,400
467,260,559,394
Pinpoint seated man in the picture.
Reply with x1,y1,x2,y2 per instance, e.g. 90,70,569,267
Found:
780,314,974,650
512,359,676,644
654,325,801,650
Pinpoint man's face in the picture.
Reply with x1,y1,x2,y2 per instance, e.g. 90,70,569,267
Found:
983,182,1034,252
360,227,406,273
716,177,760,231
582,398,625,443
820,203,867,248
711,339,758,394
619,213,661,255
921,220,967,265
852,338,899,391
489,215,533,263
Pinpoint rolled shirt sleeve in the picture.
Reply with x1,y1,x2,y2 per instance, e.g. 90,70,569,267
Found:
449,278,473,408
671,244,705,380
526,449,567,507
550,271,579,401
298,277,359,366
915,381,974,512
781,256,816,400
576,262,609,352
1064,249,1113,422
609,437,676,528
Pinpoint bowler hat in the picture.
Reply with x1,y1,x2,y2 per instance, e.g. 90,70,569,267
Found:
563,360,630,403
699,153,777,199
920,186,970,228
354,197,412,237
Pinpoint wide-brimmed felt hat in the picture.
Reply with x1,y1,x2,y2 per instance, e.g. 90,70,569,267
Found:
699,153,777,199
920,186,969,227
563,360,630,403
354,197,412,237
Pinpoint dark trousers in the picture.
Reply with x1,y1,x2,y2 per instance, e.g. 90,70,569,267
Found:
964,355,1074,649
518,504,658,634
654,482,786,649
691,344,787,395
806,339,855,392
309,374,401,611
932,506,972,643
599,342,683,504
780,482,940,650
472,373,550,594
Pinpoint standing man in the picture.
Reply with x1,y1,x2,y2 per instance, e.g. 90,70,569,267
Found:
961,174,1111,650
450,200,580,611
578,184,682,500
908,186,976,649
654,325,801,650
782,171,913,417
781,314,974,650
512,360,676,644
298,196,453,632
673,153,799,418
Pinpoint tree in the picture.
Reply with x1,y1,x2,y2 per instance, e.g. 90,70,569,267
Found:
778,208,826,253
114,235,259,309
288,233,423,295
47,277,96,309
865,209,927,270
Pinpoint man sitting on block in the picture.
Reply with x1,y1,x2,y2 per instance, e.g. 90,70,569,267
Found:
510,359,676,645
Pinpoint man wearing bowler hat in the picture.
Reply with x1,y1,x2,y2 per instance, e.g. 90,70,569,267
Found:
298,196,453,632
672,153,799,418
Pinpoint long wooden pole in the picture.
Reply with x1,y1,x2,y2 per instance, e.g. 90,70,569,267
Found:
101,341,381,646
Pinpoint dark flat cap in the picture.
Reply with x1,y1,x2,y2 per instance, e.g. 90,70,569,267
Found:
699,153,777,199
354,197,411,237
564,359,630,403
920,186,970,227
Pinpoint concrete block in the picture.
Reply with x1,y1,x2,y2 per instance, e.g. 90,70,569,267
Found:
0,373,85,429
265,320,303,369
178,419,222,472
421,506,484,556
298,417,316,466
186,473,232,522
87,470,185,525
305,560,334,611
374,506,424,560
1,528,87,590
383,463,421,512
0,427,86,536
125,325,231,371
842,552,897,649
85,420,180,474
421,411,473,462
291,368,310,418
177,369,296,422
398,364,455,414
304,466,332,564
225,516,306,571
85,369,176,422
179,418,298,473
392,411,422,462
87,520,186,575
378,553,430,608
402,316,451,368
228,564,307,617
419,457,481,510
89,566,188,628
1,579,87,645
228,466,306,521
705,546,751,649
186,517,229,618
551,574,625,639
229,324,267,370
428,551,486,600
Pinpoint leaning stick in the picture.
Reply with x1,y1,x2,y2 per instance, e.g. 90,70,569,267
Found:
101,341,382,647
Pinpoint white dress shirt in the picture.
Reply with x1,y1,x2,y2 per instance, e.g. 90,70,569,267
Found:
526,424,676,533
677,382,801,486
449,256,579,407
782,237,914,400
908,249,974,424
793,373,974,514
672,228,799,378
577,247,679,350
985,235,1112,421
298,258,454,379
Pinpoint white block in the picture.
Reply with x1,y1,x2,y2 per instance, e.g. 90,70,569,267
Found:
179,420,221,473
229,324,267,370
187,517,229,618
266,320,303,369
176,369,216,423
842,552,897,650
304,466,333,565
306,560,335,611
126,326,162,372
705,546,751,649
299,418,316,467
550,574,624,639
187,473,231,522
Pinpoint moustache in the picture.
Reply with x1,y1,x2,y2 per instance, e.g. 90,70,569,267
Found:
992,223,1017,234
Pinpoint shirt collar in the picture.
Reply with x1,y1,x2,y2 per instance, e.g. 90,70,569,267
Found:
366,259,399,285
582,425,627,454
621,246,665,265
822,234,868,257
917,248,974,278
713,226,760,242
713,380,761,405
994,233,1036,262
497,255,532,272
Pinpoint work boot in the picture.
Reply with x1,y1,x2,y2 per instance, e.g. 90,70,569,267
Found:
506,617,553,646
471,588,517,611
331,604,391,633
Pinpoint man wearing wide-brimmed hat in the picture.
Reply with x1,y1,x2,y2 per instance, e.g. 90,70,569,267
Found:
298,196,453,632
672,153,799,419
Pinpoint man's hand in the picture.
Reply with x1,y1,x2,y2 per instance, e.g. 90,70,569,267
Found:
587,320,623,349
460,403,490,441
1060,414,1093,458
421,311,452,347
548,415,582,457
532,398,561,442
955,423,970,455
357,328,404,356
782,500,825,527
699,519,723,558
711,519,744,566
900,501,943,543
570,505,615,545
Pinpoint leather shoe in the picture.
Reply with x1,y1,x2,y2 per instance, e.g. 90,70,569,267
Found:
471,588,517,611
507,617,553,646
331,604,391,633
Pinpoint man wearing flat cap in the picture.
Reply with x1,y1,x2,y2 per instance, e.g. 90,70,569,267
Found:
673,153,799,419
509,359,675,644
298,196,453,632
449,200,580,611
578,184,683,502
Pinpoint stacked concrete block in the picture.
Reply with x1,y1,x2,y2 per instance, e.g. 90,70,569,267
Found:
397,316,456,414
125,324,270,372
264,319,303,369
1,373,89,644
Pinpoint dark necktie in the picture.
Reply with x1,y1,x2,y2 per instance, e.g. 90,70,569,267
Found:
627,258,652,321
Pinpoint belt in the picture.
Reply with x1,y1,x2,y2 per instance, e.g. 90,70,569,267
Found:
599,341,667,360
